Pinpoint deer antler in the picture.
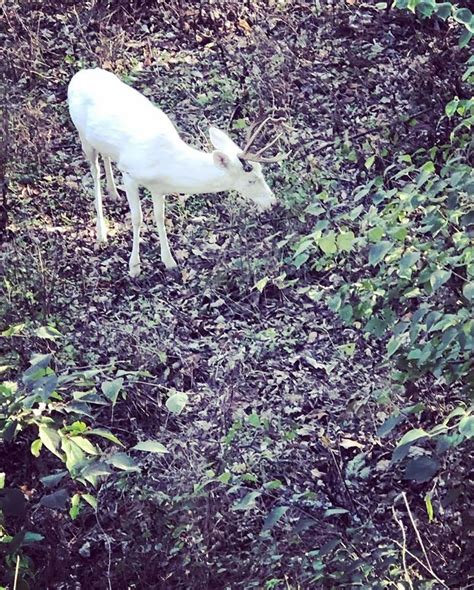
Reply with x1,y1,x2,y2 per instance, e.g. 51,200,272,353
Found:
238,116,286,165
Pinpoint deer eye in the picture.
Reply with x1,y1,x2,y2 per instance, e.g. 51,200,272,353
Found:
239,158,253,173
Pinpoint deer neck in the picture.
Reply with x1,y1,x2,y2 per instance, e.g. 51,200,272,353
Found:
164,145,231,195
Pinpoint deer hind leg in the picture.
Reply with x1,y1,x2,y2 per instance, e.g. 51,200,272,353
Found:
81,136,107,243
151,191,177,270
102,155,120,201
123,173,143,277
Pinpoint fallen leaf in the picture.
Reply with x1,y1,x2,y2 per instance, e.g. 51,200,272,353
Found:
340,438,364,450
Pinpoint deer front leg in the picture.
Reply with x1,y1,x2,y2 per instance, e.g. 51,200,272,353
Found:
151,191,177,270
123,173,142,277
81,138,107,243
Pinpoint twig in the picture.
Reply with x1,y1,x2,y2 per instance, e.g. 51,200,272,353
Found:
392,539,449,587
95,487,113,590
65,361,127,371
328,446,361,517
400,492,448,587
402,492,432,569
13,555,20,590
392,506,414,590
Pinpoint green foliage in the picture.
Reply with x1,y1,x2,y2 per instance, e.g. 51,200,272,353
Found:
291,70,473,540
120,413,418,588
394,0,474,46
296,96,473,394
0,345,168,582
379,403,472,485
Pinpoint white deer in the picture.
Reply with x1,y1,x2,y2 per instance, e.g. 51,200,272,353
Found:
67,68,279,277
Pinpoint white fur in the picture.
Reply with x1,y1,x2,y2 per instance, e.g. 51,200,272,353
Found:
67,68,276,276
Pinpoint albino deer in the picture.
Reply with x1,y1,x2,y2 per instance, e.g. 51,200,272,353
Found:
67,68,280,277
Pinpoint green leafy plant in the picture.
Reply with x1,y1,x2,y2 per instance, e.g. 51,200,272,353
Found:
0,342,169,584
394,0,474,47
379,402,473,480
295,93,473,392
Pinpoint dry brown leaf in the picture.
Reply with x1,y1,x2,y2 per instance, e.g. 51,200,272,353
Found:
238,19,251,32
340,438,364,450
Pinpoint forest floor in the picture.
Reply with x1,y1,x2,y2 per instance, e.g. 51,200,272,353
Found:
0,1,472,589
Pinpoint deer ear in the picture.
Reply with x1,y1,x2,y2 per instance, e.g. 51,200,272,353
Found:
213,150,231,169
209,126,242,152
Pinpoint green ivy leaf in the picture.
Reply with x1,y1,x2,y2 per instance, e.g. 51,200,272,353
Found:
347,204,364,220
387,334,405,357
247,413,261,427
61,438,85,472
365,155,375,169
404,456,439,482
430,269,452,292
369,241,393,266
368,227,384,242
106,452,140,471
263,480,283,490
293,252,310,269
38,426,62,459
416,1,436,18
218,472,231,484
337,230,356,252
68,421,87,434
454,7,472,25
458,415,474,438
86,428,124,447
417,160,435,186
324,507,350,518
30,374,58,402
445,406,467,423
31,439,42,458
71,435,99,455
23,532,44,544
70,493,81,520
82,493,97,510
40,471,68,488
445,98,459,117
132,440,168,454
459,29,473,48
293,239,313,258
399,250,420,270
306,203,325,216
80,461,113,485
318,232,337,255
101,378,124,405
338,342,356,356
1,323,26,337
377,414,405,437
463,281,474,301
397,428,429,447
261,506,290,532
232,491,261,511
435,2,452,19
254,276,269,292
165,392,188,415
35,326,62,341
425,494,434,522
